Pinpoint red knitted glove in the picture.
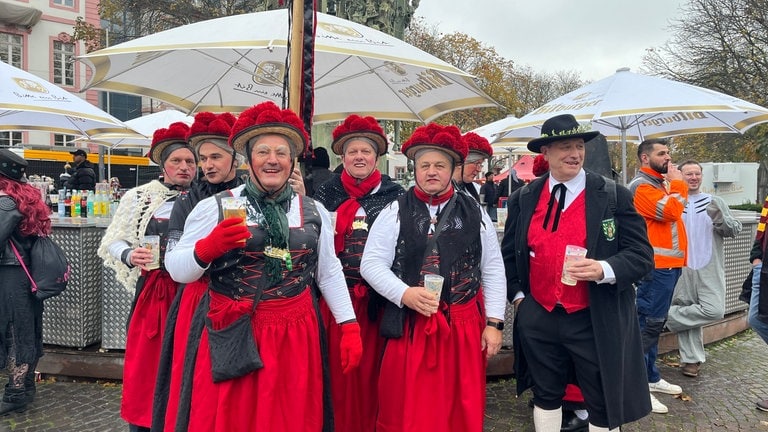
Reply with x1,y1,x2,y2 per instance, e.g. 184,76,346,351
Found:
339,322,362,374
193,217,250,264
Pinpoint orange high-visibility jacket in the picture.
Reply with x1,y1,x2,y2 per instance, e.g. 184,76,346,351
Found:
628,167,688,269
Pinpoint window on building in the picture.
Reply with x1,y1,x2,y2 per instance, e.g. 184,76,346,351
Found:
53,0,75,6
0,132,22,147
54,134,77,147
0,33,22,68
395,166,406,180
53,41,74,86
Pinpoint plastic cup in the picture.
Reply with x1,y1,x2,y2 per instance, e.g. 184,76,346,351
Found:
496,207,508,228
561,245,588,286
221,196,248,244
423,273,444,299
143,235,161,270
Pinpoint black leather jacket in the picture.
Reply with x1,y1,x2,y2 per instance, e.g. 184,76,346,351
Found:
0,195,33,266
66,160,97,191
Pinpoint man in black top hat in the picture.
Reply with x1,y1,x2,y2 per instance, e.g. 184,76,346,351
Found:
65,149,96,191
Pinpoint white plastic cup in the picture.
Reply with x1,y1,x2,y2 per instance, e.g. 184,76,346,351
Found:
329,211,337,234
143,235,161,270
423,273,444,299
497,207,508,228
561,245,588,286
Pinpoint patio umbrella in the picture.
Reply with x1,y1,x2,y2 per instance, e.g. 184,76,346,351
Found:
82,109,194,149
78,9,499,124
494,68,768,183
0,61,129,137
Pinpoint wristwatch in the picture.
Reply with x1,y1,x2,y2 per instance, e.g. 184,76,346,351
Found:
486,320,504,331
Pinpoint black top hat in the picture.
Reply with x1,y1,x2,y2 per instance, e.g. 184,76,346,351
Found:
70,149,88,157
0,149,28,183
527,114,600,153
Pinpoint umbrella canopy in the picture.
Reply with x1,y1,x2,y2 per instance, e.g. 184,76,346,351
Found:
494,155,535,182
0,61,129,137
470,115,518,142
78,10,499,124
495,68,768,183
83,109,194,149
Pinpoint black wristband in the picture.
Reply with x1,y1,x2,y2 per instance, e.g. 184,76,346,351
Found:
486,320,504,331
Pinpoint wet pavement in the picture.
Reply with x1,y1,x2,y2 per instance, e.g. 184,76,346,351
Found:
1,330,767,431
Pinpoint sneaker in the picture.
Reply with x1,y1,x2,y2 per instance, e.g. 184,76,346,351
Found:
681,362,701,378
650,393,668,414
649,378,682,395
757,399,768,412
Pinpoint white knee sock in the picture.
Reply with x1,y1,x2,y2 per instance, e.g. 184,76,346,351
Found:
589,424,619,432
532,406,562,432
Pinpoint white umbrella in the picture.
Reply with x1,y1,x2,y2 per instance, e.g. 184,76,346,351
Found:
470,115,518,142
0,61,129,137
494,68,768,183
77,9,498,124
83,109,194,149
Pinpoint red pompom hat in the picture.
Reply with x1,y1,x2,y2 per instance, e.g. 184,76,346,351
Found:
229,101,309,158
462,131,493,159
331,114,388,156
186,112,238,151
149,121,192,165
532,154,550,177
401,123,467,163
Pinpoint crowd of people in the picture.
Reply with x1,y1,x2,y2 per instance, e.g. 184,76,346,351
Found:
1,105,765,432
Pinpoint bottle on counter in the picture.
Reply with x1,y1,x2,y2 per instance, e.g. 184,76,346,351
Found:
57,189,65,217
81,191,88,218
72,190,80,217
93,191,101,218
64,190,72,217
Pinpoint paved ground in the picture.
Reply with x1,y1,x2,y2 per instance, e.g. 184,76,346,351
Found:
1,330,767,431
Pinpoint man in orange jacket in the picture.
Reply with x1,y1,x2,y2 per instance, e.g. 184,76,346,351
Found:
628,138,688,415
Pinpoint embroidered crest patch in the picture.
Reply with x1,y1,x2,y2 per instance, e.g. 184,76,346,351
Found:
602,218,616,241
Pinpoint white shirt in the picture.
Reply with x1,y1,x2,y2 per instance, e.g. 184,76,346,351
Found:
360,198,507,320
164,184,355,323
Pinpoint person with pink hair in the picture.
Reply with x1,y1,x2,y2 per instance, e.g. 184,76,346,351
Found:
0,149,52,415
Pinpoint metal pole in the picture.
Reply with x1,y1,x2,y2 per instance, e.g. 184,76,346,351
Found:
621,129,627,185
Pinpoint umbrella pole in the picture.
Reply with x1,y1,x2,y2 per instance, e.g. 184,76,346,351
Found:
621,129,627,185
288,0,305,113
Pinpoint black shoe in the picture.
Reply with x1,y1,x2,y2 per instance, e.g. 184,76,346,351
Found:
0,388,28,416
561,410,589,432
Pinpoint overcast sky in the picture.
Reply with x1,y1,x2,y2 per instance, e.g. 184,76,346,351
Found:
414,0,687,81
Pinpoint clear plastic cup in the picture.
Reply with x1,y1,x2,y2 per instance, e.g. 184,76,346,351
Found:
221,196,248,244
496,207,508,228
423,273,444,299
143,235,161,270
561,245,588,286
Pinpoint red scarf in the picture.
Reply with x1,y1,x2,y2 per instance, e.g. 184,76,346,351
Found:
414,184,454,206
335,169,382,252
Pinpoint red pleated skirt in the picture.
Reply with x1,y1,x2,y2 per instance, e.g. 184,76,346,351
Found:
162,278,208,431
321,284,384,432
377,299,487,432
186,289,324,432
121,270,179,427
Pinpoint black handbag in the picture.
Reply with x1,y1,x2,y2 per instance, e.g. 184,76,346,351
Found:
10,236,70,301
205,307,263,383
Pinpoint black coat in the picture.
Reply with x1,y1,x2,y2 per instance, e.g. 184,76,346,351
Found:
501,171,654,429
66,160,96,191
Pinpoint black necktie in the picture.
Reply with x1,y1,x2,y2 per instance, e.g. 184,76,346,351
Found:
543,183,566,232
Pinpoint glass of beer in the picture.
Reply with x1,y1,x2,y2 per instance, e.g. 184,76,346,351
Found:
143,235,161,270
221,196,248,245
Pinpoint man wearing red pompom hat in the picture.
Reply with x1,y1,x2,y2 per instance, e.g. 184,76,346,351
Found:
164,102,360,432
152,111,243,431
98,122,197,432
313,114,404,432
360,123,506,432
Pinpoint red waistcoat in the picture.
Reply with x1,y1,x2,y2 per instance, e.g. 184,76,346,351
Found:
527,185,589,313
